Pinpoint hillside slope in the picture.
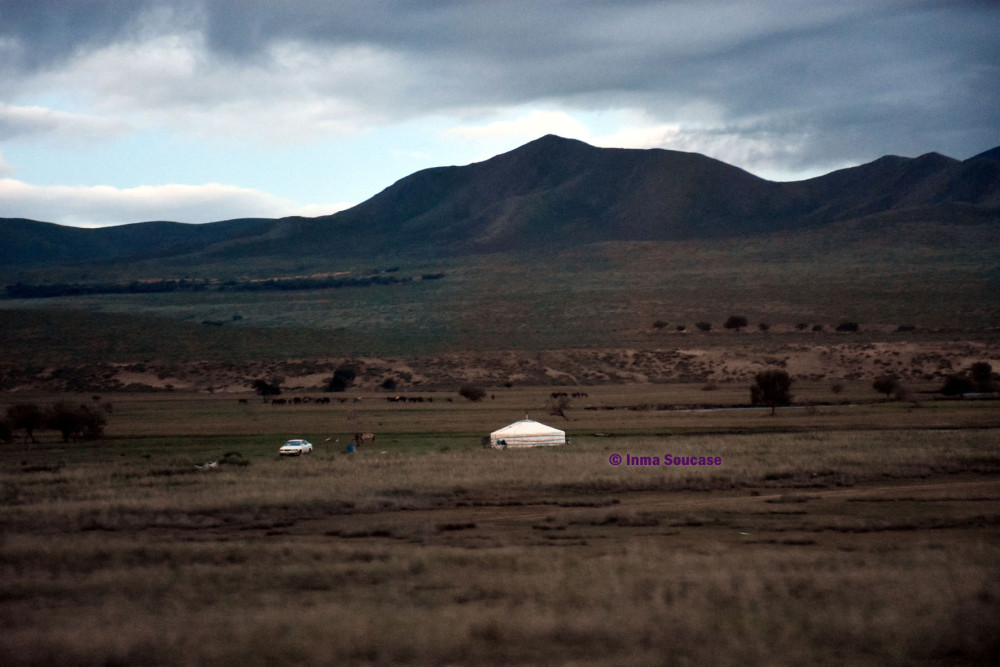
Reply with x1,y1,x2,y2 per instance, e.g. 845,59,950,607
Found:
2,135,998,273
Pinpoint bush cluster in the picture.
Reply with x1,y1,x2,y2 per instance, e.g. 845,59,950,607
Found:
251,378,282,399
458,385,487,402
940,362,997,396
2,401,110,444
326,366,358,392
5,271,440,299
651,316,860,333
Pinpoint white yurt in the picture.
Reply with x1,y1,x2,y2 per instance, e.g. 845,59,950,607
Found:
489,419,565,448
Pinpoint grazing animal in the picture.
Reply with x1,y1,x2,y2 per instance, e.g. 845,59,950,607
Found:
354,432,375,447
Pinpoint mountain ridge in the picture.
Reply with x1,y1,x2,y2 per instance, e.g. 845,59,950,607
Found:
2,135,998,272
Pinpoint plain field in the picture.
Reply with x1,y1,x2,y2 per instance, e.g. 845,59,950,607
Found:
1,386,998,665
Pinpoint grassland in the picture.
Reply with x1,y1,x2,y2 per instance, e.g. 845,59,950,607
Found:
2,387,998,665
1,222,998,663
2,222,997,394
4,220,1000,363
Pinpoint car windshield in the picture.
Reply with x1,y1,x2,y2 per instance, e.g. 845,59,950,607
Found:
283,441,303,447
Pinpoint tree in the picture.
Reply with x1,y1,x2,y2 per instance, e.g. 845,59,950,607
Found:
251,377,282,401
970,362,995,393
724,315,748,332
46,403,79,443
7,403,43,443
750,370,793,416
326,365,357,392
872,375,901,400
940,374,972,397
45,402,106,442
72,403,107,440
458,385,486,402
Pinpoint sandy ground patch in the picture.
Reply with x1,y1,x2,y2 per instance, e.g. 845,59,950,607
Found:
2,340,997,393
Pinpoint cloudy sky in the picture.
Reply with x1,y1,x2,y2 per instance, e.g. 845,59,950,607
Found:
1,0,997,228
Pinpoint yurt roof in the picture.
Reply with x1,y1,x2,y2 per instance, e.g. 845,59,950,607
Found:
491,419,565,436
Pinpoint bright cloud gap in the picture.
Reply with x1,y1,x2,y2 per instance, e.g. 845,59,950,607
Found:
0,179,352,228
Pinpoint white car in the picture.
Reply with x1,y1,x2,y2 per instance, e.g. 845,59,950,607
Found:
279,439,313,456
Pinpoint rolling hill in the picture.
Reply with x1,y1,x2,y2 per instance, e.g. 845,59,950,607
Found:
2,134,998,275
1,137,999,388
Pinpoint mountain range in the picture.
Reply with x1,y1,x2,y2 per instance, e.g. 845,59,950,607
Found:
2,135,999,272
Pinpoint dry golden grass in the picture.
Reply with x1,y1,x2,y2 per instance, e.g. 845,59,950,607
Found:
1,389,999,665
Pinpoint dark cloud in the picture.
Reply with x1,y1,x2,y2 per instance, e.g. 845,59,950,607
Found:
0,0,162,69
1,0,997,171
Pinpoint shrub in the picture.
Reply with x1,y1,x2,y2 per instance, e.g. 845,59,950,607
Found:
795,323,808,331
940,374,972,397
459,385,487,402
220,451,250,467
812,324,824,332
380,377,398,391
873,375,901,400
695,321,711,332
724,315,748,331
836,321,860,332
970,362,995,393
758,322,770,332
251,378,282,400
652,320,668,330
676,325,686,332
325,366,357,392
6,403,43,443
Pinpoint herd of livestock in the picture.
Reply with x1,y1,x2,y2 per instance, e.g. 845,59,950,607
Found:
244,393,589,405
239,395,450,406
